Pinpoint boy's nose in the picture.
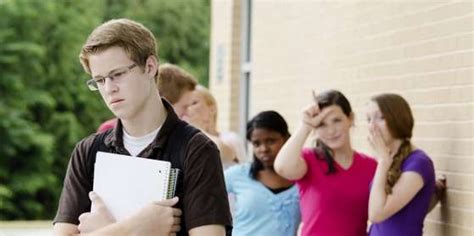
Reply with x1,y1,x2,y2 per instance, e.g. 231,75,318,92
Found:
104,77,118,93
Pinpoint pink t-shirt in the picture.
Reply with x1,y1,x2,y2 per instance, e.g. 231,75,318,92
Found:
97,118,117,133
296,148,377,236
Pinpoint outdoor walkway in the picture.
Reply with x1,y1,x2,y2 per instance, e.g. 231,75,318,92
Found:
0,221,52,236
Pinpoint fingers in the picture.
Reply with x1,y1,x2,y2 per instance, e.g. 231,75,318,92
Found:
368,126,383,145
436,175,447,188
312,90,318,102
172,208,182,217
367,132,375,148
304,105,318,118
171,216,181,233
78,212,90,233
173,216,181,225
170,215,182,233
89,192,105,210
317,107,333,120
303,104,334,128
439,174,447,182
367,129,376,147
367,126,392,162
171,224,181,233
155,197,179,207
78,212,89,223
307,104,321,117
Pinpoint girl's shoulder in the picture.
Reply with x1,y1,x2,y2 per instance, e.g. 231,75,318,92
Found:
407,149,430,159
403,149,433,168
225,162,251,175
224,163,252,186
401,149,435,182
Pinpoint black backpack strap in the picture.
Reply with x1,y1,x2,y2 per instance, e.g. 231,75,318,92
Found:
160,120,200,202
162,121,232,236
86,130,112,179
162,120,200,170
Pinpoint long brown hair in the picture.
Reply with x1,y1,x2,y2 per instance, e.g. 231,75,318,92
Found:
371,93,414,194
313,90,353,175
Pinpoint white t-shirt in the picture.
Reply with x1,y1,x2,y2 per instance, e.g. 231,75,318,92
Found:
123,126,160,156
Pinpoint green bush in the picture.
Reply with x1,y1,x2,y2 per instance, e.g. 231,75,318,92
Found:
0,0,210,220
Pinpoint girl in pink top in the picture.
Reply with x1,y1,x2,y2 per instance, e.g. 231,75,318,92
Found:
274,90,377,236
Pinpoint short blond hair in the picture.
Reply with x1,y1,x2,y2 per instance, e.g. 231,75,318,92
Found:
158,63,197,103
79,18,159,77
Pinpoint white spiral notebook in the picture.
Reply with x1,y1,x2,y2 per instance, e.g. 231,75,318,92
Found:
92,151,179,220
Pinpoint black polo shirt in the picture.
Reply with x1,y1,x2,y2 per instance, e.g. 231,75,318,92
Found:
54,99,232,234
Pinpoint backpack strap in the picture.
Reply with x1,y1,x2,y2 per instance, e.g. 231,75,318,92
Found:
86,130,112,179
161,120,200,169
160,120,200,198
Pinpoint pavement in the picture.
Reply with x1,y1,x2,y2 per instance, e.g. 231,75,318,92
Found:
0,221,53,236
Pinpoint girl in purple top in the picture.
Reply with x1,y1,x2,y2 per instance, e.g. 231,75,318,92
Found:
366,93,436,236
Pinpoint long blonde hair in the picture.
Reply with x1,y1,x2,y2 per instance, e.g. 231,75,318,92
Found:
371,93,414,194
195,85,218,131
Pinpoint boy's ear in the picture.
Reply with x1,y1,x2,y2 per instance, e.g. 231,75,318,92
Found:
145,55,159,77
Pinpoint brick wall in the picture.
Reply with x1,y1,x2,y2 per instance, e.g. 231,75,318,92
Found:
210,0,473,235
209,0,242,133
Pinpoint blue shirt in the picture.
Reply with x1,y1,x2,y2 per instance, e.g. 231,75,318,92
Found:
225,163,301,236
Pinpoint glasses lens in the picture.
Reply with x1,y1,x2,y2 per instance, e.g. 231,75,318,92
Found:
86,79,98,91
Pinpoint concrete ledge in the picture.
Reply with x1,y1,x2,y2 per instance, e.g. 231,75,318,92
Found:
0,221,52,228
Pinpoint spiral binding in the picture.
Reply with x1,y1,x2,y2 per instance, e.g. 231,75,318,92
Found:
167,168,180,199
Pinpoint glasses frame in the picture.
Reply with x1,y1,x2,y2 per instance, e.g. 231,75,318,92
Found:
86,63,137,91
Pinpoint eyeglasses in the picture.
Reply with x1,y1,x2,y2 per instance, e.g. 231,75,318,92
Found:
86,63,137,91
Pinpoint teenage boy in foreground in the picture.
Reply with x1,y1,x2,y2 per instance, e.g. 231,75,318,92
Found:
53,18,231,236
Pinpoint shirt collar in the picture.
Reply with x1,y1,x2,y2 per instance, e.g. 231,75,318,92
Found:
104,99,180,151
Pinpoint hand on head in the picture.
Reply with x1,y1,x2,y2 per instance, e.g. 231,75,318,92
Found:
301,92,333,129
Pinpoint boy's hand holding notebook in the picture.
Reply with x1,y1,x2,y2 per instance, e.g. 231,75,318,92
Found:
92,151,179,220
